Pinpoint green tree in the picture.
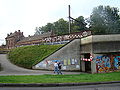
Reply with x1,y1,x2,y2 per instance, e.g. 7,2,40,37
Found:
71,16,87,32
34,16,87,35
54,18,69,35
89,5,120,35
44,23,55,32
34,23,54,35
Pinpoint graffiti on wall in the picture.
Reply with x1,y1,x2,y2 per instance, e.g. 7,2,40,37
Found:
17,30,91,47
95,54,120,73
63,58,78,65
44,31,91,43
35,58,80,70
62,58,80,70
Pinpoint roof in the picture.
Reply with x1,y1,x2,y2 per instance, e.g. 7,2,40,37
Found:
6,30,24,39
6,33,16,38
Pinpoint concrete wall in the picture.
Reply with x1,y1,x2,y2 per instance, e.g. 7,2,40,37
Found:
0,63,1,71
93,41,120,53
81,34,120,54
81,60,85,72
80,34,120,73
80,44,92,54
33,34,120,73
34,39,81,71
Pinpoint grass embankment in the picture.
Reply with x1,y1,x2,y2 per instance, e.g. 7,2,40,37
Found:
8,45,63,69
0,72,120,83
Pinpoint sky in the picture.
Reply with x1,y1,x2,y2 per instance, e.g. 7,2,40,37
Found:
0,0,120,45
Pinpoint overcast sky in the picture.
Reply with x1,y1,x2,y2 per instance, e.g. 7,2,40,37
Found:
0,0,120,45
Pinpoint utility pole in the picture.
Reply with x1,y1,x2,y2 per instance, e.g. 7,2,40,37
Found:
68,5,82,34
68,5,71,34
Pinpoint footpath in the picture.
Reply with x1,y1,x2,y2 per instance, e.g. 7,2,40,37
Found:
0,54,120,87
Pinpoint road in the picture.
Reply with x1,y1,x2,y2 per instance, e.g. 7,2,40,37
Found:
0,83,120,90
0,54,82,75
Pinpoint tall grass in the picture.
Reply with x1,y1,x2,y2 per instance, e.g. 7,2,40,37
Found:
8,45,63,69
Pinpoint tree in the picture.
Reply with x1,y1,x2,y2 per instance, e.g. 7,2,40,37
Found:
54,18,69,35
34,16,87,35
34,23,54,35
89,5,120,35
71,16,87,32
44,23,55,32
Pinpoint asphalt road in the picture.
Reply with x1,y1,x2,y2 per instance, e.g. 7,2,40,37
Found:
0,54,82,75
0,83,120,90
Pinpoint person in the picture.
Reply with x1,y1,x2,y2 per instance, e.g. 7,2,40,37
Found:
54,61,59,74
58,62,62,74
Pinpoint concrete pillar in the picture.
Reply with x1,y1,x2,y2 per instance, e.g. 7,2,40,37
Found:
81,60,85,72
91,54,104,73
91,60,96,73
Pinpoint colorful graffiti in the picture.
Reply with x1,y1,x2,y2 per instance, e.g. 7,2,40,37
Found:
44,31,91,44
17,30,91,47
34,58,79,70
95,54,120,73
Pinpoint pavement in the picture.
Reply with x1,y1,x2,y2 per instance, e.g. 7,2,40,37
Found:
0,54,120,87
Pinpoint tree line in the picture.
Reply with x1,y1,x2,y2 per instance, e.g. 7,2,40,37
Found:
34,5,120,35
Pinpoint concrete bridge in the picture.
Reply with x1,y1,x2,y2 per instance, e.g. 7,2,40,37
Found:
34,34,120,73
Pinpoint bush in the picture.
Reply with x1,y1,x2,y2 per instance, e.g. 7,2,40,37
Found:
8,45,63,69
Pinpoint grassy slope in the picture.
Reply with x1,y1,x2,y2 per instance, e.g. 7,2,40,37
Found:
0,71,120,83
8,45,63,69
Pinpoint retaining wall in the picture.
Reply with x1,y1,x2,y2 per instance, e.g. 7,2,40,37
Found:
33,39,81,71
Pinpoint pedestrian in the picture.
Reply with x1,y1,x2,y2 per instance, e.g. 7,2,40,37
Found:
58,62,62,74
54,61,59,74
